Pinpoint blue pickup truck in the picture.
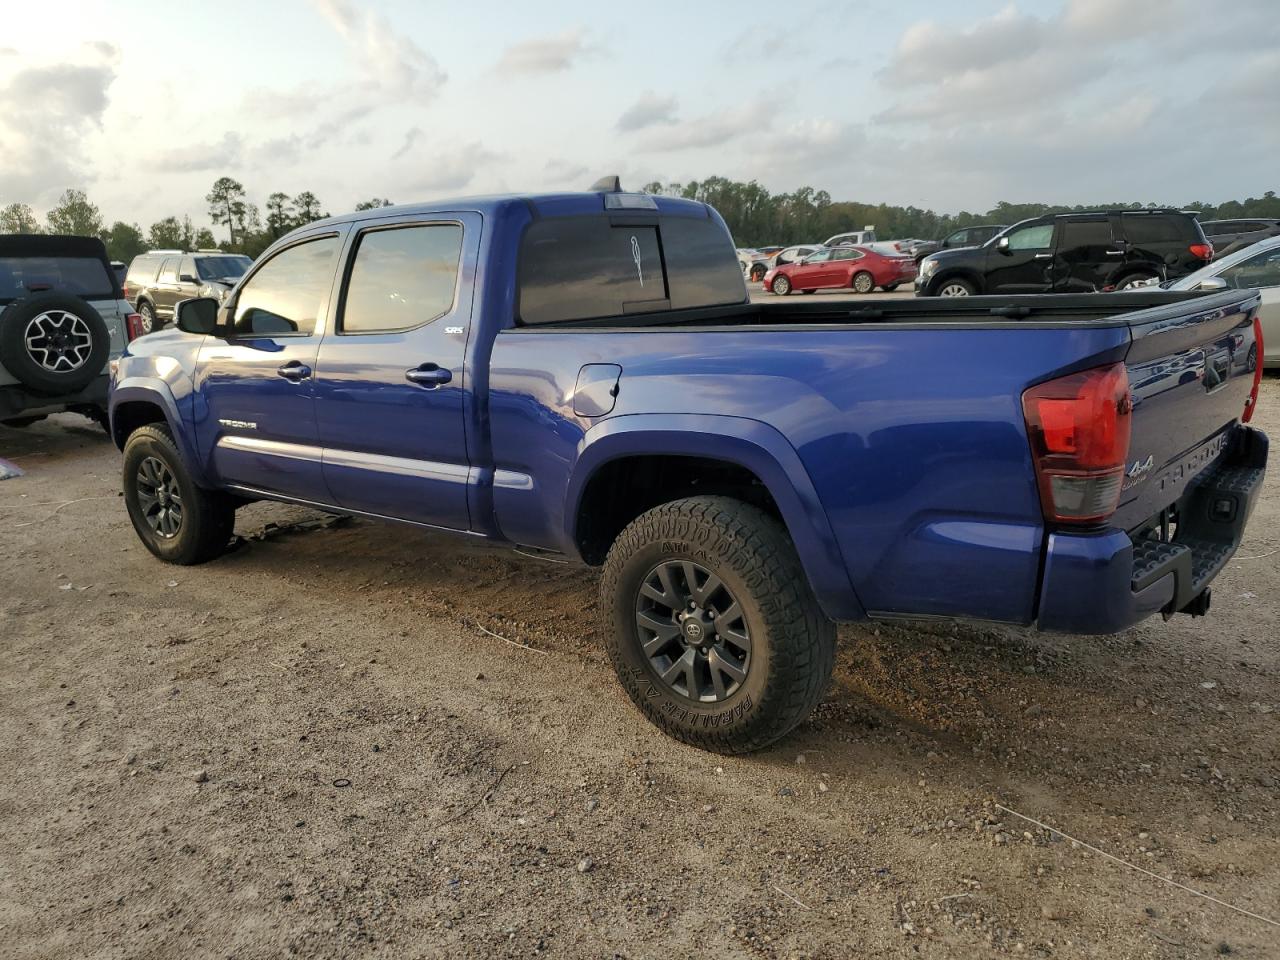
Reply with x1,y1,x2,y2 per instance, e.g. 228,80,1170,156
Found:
108,184,1268,753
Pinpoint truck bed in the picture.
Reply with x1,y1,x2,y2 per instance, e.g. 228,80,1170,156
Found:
538,289,1240,330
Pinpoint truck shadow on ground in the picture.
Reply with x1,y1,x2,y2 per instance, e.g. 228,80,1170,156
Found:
218,506,1275,823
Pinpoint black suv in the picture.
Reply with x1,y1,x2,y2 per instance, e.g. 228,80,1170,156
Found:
911,224,1008,263
124,250,252,333
916,210,1213,297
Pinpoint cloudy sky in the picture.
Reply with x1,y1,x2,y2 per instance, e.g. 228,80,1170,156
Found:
1,0,1277,234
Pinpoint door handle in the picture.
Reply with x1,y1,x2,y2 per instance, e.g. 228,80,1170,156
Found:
405,363,453,387
277,361,311,381
1033,253,1053,260
1105,250,1126,256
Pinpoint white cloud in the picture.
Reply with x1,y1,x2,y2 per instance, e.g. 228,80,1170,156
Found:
0,46,118,201
494,29,596,74
617,92,678,132
402,142,504,195
313,0,446,100
639,105,764,152
152,132,243,173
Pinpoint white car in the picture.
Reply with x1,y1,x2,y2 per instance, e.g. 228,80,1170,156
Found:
1168,233,1280,368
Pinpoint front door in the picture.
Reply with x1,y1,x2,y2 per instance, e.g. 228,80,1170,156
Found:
194,231,344,503
985,221,1056,293
313,214,479,530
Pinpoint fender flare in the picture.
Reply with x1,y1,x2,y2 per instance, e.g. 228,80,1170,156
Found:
109,379,208,485
565,413,865,621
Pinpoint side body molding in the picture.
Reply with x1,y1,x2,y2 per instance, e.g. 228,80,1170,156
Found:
565,413,866,621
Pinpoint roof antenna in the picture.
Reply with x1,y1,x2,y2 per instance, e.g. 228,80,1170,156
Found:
589,175,622,193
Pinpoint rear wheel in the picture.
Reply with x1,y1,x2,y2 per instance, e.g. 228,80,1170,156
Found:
138,301,157,334
852,271,875,294
123,425,235,565
883,282,900,292
772,274,792,296
1114,272,1158,290
937,278,976,297
601,496,836,754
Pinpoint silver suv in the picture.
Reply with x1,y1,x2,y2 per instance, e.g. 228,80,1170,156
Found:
0,234,136,431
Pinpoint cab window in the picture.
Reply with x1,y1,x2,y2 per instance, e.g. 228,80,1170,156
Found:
231,235,339,336
1006,223,1055,251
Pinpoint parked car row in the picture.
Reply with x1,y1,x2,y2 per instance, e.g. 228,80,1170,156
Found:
123,249,253,333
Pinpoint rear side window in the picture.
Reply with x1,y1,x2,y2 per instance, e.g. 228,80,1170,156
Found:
126,256,160,284
341,223,464,333
1121,215,1190,244
158,258,179,283
1058,218,1113,255
0,256,114,304
518,213,744,325
232,235,339,336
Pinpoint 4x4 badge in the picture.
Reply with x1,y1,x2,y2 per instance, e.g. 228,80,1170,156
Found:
1126,454,1154,484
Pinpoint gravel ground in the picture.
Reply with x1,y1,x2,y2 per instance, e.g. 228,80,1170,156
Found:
1,378,1278,959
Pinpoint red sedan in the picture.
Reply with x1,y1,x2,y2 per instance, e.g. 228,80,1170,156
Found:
763,246,917,295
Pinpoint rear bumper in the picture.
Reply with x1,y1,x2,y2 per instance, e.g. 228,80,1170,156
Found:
1036,425,1268,634
0,374,109,421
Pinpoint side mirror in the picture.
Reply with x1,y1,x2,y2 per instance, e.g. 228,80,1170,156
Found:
175,297,220,335
179,273,199,284
996,236,1012,256
1197,276,1228,292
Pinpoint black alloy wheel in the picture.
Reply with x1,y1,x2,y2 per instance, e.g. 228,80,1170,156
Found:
635,559,751,703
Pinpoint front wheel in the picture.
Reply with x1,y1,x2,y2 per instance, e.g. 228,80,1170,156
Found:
772,274,792,296
851,271,875,294
601,496,836,754
937,278,976,297
123,424,236,565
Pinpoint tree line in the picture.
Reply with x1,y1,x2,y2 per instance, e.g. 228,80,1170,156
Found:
0,179,393,264
642,178,1280,248
3,175,1279,263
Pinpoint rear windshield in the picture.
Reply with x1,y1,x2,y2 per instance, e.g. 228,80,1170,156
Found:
0,256,115,304
196,255,252,280
517,213,745,325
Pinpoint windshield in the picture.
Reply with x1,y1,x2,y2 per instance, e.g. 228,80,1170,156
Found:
0,256,115,304
196,256,252,280
1168,239,1280,291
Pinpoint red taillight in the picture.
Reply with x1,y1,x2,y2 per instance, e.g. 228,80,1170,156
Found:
1243,314,1264,423
1190,242,1214,261
1022,363,1132,524
125,312,144,342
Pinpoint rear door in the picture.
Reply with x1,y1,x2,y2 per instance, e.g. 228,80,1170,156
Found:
986,221,1056,293
153,257,181,319
194,231,344,502
1052,217,1116,292
313,213,479,529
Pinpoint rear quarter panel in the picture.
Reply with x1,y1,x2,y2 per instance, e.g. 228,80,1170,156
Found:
486,323,1132,623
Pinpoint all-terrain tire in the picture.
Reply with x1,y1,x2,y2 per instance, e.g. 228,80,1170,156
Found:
0,292,111,394
600,496,836,754
122,424,236,565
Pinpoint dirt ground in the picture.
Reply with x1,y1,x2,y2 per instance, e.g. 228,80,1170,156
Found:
2,380,1278,960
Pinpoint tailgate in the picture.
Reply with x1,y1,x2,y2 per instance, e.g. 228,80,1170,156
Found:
1113,289,1262,530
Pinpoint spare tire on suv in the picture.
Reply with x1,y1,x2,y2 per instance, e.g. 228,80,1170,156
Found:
0,291,111,395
